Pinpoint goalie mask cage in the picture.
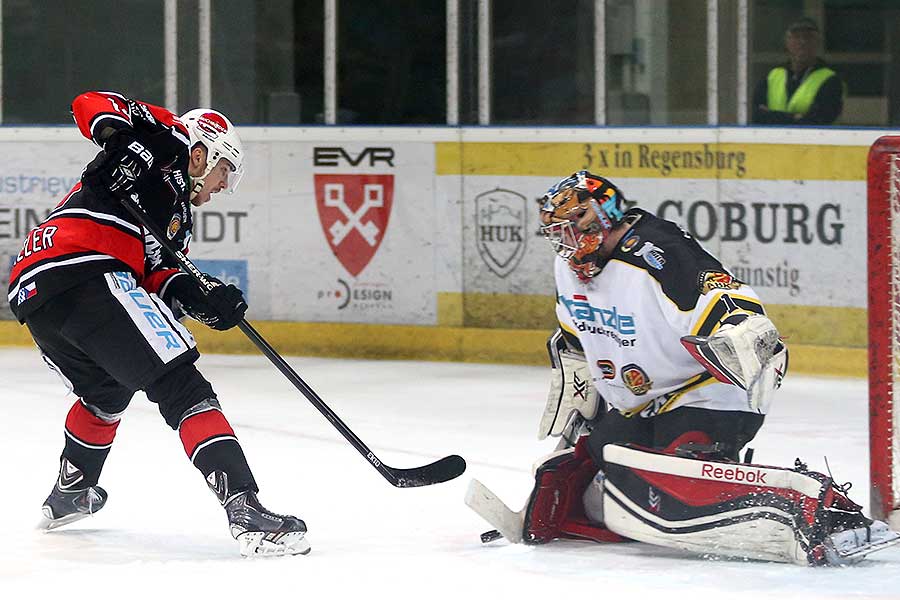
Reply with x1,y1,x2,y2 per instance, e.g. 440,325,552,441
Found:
868,135,900,529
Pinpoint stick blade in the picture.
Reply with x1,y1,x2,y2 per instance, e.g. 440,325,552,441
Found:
464,478,525,543
389,454,467,488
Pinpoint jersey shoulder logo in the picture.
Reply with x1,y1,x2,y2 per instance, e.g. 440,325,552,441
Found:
698,270,741,294
620,232,640,252
621,363,653,396
596,359,616,379
167,214,181,239
633,241,666,270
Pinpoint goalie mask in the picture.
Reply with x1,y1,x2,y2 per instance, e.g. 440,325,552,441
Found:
179,109,244,198
539,171,627,280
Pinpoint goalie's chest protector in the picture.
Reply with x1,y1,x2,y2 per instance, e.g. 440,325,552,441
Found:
554,210,763,416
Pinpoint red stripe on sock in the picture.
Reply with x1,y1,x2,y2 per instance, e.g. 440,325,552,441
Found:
179,409,235,458
65,400,120,446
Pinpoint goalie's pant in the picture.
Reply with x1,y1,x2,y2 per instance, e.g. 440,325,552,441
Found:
585,406,765,467
24,273,257,497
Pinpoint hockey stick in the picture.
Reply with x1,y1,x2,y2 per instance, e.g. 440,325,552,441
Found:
464,479,526,543
119,192,466,488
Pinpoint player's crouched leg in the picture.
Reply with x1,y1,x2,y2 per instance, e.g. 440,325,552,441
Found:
523,437,627,544
600,444,900,565
146,363,310,557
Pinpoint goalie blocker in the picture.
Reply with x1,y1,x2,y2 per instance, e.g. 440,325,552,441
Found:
538,328,602,448
470,440,900,566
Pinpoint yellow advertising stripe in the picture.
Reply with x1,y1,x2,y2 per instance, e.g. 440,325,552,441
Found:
0,321,866,377
439,291,558,330
435,142,866,181
0,321,35,346
439,292,867,349
765,304,866,348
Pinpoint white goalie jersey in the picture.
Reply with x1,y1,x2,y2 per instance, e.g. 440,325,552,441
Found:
555,209,770,417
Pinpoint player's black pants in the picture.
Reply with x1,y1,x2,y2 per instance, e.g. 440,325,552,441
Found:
586,406,764,467
25,272,256,496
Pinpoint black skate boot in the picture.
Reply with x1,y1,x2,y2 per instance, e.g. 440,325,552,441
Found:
225,490,310,557
38,458,108,531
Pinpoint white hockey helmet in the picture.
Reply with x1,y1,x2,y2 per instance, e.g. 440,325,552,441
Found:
179,108,244,194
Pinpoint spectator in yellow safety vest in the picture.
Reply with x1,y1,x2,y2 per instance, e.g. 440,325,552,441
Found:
752,17,844,125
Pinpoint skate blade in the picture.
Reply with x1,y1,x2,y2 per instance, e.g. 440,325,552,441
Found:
237,531,311,557
826,524,900,565
37,506,92,531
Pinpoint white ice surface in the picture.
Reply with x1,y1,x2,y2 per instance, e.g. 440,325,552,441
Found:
1,346,898,599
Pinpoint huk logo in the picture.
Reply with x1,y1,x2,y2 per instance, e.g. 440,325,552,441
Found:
475,188,527,278
315,174,394,277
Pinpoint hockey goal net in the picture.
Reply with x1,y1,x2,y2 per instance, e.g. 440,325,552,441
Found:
868,135,900,528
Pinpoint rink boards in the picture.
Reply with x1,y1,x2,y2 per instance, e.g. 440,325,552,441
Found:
0,126,889,376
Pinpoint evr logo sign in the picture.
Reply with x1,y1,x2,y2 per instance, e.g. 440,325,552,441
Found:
313,147,395,167
314,174,394,277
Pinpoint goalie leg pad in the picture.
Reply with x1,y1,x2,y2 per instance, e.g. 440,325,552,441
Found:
523,438,626,544
601,444,900,565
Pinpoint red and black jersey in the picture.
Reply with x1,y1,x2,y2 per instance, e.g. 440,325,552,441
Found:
7,91,193,323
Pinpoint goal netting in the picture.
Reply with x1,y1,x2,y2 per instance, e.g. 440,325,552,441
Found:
868,135,900,529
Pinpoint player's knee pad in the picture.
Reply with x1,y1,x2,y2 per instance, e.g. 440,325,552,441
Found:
145,362,216,429
77,374,133,417
601,443,898,565
523,438,626,545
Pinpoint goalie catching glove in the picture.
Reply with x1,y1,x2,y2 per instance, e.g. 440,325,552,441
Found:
161,272,247,331
681,313,788,412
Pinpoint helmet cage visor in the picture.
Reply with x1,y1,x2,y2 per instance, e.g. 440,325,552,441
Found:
540,219,583,259
226,168,244,194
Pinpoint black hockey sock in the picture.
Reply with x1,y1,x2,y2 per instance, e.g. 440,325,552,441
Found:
178,399,258,503
61,399,121,487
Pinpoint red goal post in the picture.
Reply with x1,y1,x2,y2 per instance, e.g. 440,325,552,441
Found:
868,135,900,528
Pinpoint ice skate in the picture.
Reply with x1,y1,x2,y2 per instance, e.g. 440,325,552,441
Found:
37,458,108,531
813,508,900,565
225,491,310,557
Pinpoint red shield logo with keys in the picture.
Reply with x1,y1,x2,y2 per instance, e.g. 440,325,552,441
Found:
314,174,394,277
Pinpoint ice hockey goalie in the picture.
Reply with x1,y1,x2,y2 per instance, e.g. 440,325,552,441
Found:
465,171,899,565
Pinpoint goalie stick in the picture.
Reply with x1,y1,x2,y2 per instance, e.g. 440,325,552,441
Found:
464,479,526,543
119,192,466,488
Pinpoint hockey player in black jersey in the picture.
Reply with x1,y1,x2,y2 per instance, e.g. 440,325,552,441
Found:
9,91,308,557
467,170,899,565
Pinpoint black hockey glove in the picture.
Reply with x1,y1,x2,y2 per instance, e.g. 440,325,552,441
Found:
86,130,155,200
164,273,248,331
